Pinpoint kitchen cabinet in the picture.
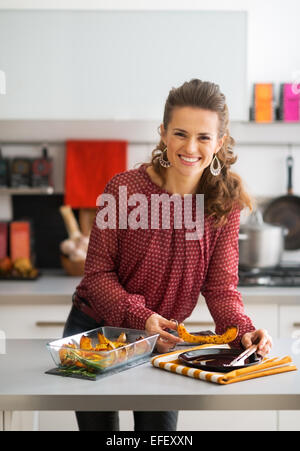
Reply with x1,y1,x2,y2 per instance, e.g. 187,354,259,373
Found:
107,410,277,432
278,306,300,431
279,306,300,339
0,304,69,339
32,412,77,432
177,410,277,431
8,412,39,432
0,11,247,121
278,411,300,431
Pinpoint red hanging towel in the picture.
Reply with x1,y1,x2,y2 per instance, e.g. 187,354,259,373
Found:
64,140,127,208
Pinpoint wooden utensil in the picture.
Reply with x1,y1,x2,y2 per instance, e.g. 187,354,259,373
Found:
79,208,97,237
60,205,81,242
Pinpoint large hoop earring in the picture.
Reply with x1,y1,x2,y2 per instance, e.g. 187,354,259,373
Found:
210,153,221,176
159,147,171,168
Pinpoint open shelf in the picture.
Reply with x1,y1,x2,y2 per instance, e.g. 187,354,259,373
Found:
0,119,300,146
0,186,54,195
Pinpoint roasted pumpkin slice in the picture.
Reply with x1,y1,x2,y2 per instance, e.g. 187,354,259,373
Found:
93,343,110,351
111,341,127,348
97,332,111,346
177,324,239,344
117,347,128,364
79,335,93,350
98,332,116,347
117,332,127,343
59,343,76,365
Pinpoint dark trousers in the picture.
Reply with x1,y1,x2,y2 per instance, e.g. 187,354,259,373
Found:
63,305,178,431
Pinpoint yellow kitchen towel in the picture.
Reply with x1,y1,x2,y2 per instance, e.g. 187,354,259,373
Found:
151,345,297,385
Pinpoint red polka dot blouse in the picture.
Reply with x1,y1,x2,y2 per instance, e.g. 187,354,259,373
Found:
74,163,255,347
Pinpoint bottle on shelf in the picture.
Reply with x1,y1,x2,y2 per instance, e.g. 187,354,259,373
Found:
278,83,300,122
250,83,275,123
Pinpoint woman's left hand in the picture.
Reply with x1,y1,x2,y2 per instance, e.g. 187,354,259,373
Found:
241,329,273,357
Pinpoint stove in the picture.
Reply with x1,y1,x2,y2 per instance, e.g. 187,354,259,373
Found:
238,264,300,287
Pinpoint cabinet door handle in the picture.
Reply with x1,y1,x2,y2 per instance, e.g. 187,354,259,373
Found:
35,321,65,327
293,322,300,328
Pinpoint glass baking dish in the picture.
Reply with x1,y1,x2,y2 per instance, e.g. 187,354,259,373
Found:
46,326,159,377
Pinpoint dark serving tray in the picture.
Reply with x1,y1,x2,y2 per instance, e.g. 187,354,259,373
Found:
178,347,262,373
45,354,152,381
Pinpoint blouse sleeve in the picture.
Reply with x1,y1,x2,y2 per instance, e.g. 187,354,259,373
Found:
76,176,155,329
201,206,256,348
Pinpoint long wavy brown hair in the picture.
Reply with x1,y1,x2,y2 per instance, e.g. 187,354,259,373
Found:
147,79,252,227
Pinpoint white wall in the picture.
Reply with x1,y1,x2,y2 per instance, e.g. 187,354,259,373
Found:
1,1,300,220
1,0,300,95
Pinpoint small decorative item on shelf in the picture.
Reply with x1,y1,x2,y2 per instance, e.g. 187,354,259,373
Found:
0,222,8,259
10,221,31,261
0,143,54,193
0,256,39,280
278,83,300,122
0,220,40,280
0,147,9,187
10,157,31,187
250,83,275,123
31,144,53,188
59,205,89,277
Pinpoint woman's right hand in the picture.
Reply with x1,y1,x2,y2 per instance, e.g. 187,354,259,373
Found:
145,313,183,353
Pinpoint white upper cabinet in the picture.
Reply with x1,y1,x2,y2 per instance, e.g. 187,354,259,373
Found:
0,10,247,120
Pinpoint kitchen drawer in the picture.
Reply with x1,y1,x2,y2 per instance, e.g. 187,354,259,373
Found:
177,411,277,431
279,306,300,339
2,411,77,431
117,410,277,431
0,304,71,339
120,411,134,431
278,411,300,431
36,412,77,431
6,412,38,431
277,307,300,431
2,409,280,431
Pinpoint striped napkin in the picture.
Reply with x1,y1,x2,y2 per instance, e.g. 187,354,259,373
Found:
151,345,297,385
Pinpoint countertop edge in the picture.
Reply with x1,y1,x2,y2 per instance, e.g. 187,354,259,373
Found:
0,271,299,305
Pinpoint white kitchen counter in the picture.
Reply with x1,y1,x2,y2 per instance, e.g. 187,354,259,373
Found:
0,338,299,414
0,270,80,304
0,269,299,305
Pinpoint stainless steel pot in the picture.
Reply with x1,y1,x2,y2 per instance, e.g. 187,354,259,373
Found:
239,210,287,269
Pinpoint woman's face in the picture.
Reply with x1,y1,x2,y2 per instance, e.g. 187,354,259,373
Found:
160,106,225,180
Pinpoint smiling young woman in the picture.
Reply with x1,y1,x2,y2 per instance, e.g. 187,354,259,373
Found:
64,79,272,432
148,79,252,226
